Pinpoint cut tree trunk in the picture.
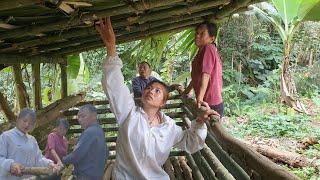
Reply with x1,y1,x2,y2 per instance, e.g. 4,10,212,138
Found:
280,41,306,113
1,93,85,135
32,93,85,148
0,90,16,122
247,143,314,168
35,92,85,128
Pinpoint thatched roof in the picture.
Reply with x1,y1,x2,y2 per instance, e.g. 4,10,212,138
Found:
0,0,261,63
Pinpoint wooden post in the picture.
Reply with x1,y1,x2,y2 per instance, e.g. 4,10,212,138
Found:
60,61,68,98
32,63,41,110
12,64,29,109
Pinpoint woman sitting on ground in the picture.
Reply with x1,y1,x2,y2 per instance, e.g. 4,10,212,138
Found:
97,17,218,180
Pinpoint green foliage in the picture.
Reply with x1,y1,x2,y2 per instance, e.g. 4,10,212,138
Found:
295,62,320,98
243,112,313,138
219,14,283,86
289,166,319,180
67,55,81,79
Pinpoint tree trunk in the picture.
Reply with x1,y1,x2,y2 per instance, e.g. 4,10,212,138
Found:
280,41,306,113
35,93,85,128
0,91,16,122
12,64,30,109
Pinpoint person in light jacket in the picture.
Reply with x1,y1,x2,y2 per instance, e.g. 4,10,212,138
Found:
96,17,218,180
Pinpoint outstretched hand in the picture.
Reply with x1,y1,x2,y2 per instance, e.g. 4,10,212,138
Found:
196,101,220,123
95,17,116,57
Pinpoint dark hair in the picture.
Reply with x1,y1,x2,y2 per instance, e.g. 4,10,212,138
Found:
196,22,218,37
138,61,151,69
79,104,97,114
18,108,36,122
145,79,169,102
56,118,70,129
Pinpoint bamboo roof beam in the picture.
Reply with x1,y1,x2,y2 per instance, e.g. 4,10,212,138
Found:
33,18,201,55
1,8,213,53
0,0,40,11
127,0,229,25
209,0,251,21
0,54,65,64
46,19,203,56
0,0,185,40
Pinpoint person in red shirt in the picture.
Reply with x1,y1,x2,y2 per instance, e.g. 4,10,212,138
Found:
44,119,69,168
184,22,224,116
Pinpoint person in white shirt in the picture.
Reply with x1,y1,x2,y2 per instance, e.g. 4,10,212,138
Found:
0,108,58,180
97,17,218,180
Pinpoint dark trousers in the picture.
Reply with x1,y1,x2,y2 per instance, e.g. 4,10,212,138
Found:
210,102,224,117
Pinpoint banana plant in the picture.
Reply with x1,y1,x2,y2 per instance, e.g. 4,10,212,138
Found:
252,0,320,113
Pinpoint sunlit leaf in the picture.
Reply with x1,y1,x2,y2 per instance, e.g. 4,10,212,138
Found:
67,55,80,79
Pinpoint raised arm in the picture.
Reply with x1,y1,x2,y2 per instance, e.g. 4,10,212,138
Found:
96,17,135,125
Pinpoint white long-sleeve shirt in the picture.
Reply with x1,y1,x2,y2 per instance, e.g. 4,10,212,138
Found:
102,55,207,180
0,127,52,180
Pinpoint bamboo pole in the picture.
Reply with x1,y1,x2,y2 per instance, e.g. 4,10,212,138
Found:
181,106,250,180
0,54,64,64
12,64,29,109
209,122,299,180
178,156,193,180
32,63,41,110
0,0,184,40
191,152,217,180
25,167,55,175
0,0,38,11
163,159,176,180
200,146,235,180
127,0,229,25
50,20,201,56
103,160,115,180
0,90,16,122
180,94,299,180
3,10,212,53
210,0,251,21
170,156,184,180
60,62,68,98
185,154,204,180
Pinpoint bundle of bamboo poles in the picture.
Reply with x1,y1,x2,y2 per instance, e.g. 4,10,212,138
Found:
0,0,263,58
